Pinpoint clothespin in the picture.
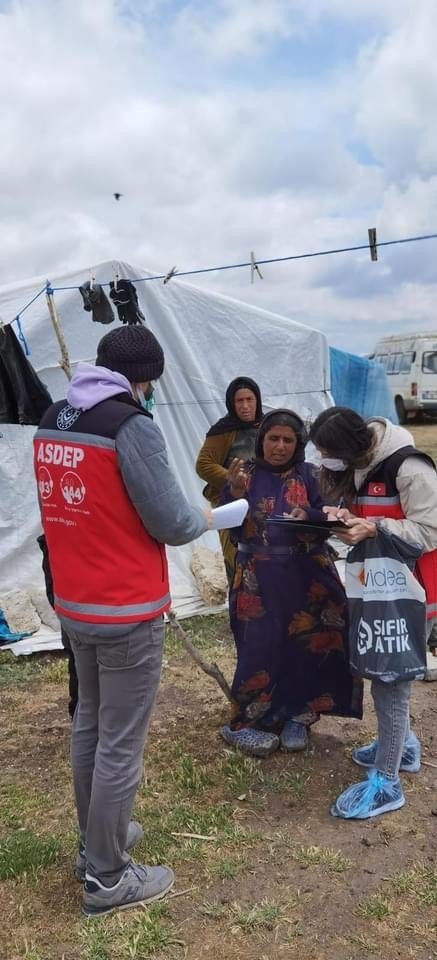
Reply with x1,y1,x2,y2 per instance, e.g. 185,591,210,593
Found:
368,227,378,262
250,251,263,283
163,265,178,285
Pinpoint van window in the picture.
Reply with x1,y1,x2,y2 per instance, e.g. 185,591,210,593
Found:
422,351,437,374
399,352,415,372
387,354,402,374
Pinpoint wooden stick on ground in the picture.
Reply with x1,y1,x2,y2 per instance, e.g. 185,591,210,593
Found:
167,609,232,701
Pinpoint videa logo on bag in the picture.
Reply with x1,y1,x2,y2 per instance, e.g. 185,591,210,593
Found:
357,617,411,655
358,565,407,589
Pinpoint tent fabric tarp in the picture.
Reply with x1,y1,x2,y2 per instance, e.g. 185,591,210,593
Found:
0,260,332,617
330,346,398,422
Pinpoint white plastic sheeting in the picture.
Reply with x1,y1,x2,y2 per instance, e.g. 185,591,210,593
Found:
0,260,332,618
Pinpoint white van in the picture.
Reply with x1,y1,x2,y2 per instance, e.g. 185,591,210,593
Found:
370,332,437,423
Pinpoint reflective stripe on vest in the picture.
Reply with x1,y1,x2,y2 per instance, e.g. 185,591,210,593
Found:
55,593,171,619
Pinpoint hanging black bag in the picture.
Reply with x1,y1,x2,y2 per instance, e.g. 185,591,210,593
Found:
346,528,427,682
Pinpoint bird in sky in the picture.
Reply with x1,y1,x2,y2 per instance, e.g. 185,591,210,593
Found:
113,192,123,201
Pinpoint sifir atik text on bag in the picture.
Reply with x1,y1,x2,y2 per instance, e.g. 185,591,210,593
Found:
345,529,427,682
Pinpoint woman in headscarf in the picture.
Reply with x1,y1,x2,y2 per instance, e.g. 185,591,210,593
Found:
220,409,363,757
196,377,263,583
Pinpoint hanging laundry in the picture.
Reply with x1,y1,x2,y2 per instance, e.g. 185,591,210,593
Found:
0,324,52,424
109,279,145,325
79,282,115,325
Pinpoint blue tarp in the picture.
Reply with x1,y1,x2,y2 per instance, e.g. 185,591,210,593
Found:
329,347,398,422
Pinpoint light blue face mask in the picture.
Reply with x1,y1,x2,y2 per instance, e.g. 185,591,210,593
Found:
136,384,155,413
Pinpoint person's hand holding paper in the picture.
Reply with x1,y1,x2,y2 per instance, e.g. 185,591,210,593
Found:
210,499,249,531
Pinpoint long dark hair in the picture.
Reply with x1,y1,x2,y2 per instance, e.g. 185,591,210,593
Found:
309,406,376,501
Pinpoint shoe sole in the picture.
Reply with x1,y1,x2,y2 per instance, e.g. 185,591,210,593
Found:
280,740,307,753
82,877,175,916
220,730,279,758
330,795,405,820
352,754,421,774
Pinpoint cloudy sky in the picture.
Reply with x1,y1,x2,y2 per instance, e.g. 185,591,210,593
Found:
1,0,436,353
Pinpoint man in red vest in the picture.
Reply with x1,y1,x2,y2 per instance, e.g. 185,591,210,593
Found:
34,325,210,916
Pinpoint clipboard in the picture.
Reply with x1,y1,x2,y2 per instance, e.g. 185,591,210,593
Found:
265,516,348,534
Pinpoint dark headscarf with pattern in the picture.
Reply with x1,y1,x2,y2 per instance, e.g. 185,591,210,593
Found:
255,409,307,473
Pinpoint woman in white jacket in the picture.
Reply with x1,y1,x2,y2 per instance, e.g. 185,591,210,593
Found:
310,407,437,820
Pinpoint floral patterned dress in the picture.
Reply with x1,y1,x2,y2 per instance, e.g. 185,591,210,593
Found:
222,460,363,730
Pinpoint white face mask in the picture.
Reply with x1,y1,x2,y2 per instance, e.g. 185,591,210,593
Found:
320,457,348,472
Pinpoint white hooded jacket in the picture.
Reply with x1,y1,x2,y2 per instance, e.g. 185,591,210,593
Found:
353,417,437,553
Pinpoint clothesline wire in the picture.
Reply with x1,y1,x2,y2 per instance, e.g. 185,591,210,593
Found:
9,230,437,318
50,231,437,291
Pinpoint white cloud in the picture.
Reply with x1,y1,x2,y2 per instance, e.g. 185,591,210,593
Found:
0,0,436,356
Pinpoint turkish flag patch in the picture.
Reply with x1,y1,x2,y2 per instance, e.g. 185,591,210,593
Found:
368,482,386,496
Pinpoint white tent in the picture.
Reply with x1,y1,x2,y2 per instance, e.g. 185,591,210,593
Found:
0,260,331,621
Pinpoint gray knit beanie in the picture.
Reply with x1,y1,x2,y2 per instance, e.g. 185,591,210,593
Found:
96,325,164,382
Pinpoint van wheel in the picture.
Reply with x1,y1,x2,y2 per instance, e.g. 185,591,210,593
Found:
395,396,406,424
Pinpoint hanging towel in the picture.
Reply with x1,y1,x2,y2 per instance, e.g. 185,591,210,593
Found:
109,279,145,325
79,282,115,325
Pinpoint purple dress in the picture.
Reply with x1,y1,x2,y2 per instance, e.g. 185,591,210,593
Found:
222,460,363,730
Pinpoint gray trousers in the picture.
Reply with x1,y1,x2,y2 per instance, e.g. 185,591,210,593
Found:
371,619,431,778
371,679,411,778
66,617,164,885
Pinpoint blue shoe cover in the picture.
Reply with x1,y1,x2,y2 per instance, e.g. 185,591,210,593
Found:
280,720,308,752
331,770,405,820
220,725,279,757
352,732,421,773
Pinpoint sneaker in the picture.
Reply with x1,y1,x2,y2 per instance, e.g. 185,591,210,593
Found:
220,725,279,757
331,770,405,820
352,732,421,774
280,720,308,752
75,820,144,882
82,862,175,916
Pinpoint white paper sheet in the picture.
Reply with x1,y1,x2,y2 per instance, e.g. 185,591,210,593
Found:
211,499,249,530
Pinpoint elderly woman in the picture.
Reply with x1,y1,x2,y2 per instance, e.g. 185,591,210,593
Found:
196,377,264,583
220,409,363,757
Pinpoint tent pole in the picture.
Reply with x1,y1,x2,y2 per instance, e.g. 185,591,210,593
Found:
45,288,72,381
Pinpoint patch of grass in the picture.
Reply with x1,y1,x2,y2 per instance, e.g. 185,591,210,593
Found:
134,798,255,866
164,613,231,657
359,892,390,920
79,922,111,960
264,770,307,798
0,829,61,880
209,854,245,880
125,903,176,958
200,900,228,920
293,844,352,873
17,942,43,960
42,656,69,684
0,781,49,830
165,755,215,794
221,752,265,794
229,898,290,933
0,651,43,685
390,864,437,906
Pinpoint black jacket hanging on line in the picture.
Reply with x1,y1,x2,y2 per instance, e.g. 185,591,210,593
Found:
0,324,52,424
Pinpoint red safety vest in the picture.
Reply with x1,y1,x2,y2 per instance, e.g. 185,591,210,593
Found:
355,446,437,623
34,395,171,625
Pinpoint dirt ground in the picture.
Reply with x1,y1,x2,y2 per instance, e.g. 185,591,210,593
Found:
0,617,436,960
0,422,436,960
